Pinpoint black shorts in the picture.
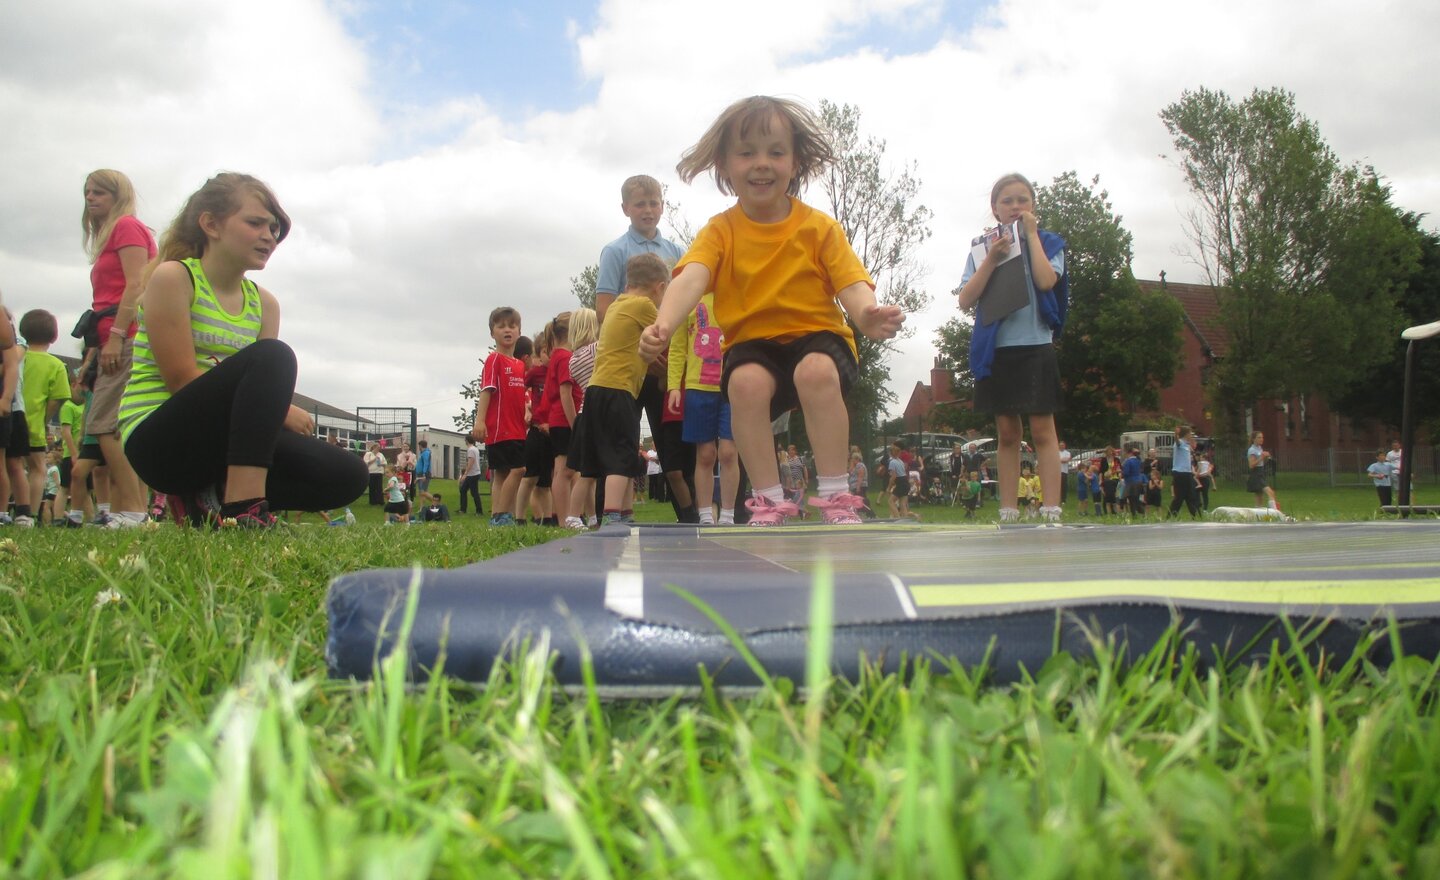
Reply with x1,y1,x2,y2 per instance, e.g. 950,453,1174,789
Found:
486,439,525,473
1,411,29,458
384,500,410,515
1247,467,1268,493
79,442,106,464
523,426,553,486
549,426,573,461
571,386,643,480
891,477,910,498
656,419,690,474
722,331,858,421
60,456,73,488
974,343,1064,416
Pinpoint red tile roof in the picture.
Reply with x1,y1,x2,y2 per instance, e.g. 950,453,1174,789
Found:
1137,278,1228,359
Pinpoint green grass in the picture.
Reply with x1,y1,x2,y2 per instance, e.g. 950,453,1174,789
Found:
3,491,1438,877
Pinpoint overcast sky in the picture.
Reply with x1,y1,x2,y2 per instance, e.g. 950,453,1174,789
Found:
2,0,1436,433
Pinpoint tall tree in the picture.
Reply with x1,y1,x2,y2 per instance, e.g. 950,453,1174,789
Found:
1160,87,1420,434
933,172,1184,448
1332,218,1440,436
570,264,598,309
815,100,933,451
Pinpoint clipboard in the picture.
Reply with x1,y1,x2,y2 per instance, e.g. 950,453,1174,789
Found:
969,222,1031,326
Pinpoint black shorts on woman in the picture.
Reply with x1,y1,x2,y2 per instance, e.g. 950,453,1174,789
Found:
720,331,858,421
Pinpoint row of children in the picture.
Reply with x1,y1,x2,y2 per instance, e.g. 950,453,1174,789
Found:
0,305,86,527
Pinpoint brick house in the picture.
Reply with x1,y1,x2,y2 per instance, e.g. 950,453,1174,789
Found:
1137,275,1392,456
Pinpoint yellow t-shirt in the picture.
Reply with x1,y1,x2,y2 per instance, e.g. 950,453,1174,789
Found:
589,293,657,398
1018,475,1042,501
676,199,873,358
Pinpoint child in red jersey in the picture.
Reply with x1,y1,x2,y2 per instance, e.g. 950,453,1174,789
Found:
473,306,527,526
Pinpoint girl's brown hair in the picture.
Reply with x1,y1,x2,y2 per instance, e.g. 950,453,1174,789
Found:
676,96,835,197
145,173,291,283
551,311,573,348
82,169,141,263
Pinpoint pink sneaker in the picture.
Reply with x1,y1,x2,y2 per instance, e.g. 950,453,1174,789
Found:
808,492,866,525
745,495,801,527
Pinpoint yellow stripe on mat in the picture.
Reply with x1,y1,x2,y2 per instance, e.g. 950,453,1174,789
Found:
910,578,1440,608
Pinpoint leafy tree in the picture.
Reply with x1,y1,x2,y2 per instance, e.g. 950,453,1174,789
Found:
1332,219,1440,436
571,264,598,309
1160,87,1420,435
933,172,1184,448
1039,172,1184,447
815,100,934,453
453,361,482,433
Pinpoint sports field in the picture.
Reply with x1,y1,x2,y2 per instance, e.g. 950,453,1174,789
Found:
4,484,1438,877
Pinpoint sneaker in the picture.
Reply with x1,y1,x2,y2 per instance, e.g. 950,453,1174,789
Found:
13,515,34,528
998,507,1020,524
169,493,213,529
227,500,277,529
808,492,866,525
1039,506,1062,523
92,512,111,526
564,516,587,530
489,512,516,527
745,495,801,527
103,512,148,529
0,513,11,526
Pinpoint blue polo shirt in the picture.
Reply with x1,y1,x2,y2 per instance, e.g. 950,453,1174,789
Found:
596,227,684,296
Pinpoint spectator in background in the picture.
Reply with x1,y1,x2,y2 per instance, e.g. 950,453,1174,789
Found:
364,441,385,505
1057,440,1071,506
81,169,156,527
413,439,432,501
1368,449,1394,509
458,436,483,516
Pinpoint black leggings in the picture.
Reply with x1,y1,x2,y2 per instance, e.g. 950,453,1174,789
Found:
125,339,367,512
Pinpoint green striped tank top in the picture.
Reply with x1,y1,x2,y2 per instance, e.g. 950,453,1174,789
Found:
119,257,264,442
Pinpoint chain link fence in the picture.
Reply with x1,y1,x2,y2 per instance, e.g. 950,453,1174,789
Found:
1210,445,1435,489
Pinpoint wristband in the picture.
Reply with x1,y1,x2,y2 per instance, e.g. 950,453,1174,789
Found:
109,325,127,337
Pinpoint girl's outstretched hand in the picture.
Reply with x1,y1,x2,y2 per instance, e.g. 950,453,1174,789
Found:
856,303,904,340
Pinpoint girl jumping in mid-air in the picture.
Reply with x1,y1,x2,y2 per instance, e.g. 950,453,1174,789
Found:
639,96,903,526
954,173,1069,524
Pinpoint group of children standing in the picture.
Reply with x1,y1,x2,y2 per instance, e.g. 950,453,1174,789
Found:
0,305,76,527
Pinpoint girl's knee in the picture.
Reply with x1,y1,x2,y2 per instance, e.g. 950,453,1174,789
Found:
728,364,775,399
793,353,840,389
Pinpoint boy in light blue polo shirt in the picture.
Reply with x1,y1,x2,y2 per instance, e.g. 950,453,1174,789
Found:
595,174,696,523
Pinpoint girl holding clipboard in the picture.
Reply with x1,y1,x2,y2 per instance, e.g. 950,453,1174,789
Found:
954,173,1068,523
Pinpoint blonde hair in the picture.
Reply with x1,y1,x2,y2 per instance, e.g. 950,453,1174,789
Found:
676,96,835,197
621,175,662,202
568,308,598,349
82,169,141,263
551,311,573,348
145,173,290,283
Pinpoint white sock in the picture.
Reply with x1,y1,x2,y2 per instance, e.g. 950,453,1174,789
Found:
699,508,715,525
756,484,786,504
719,507,735,524
119,511,147,522
817,475,848,498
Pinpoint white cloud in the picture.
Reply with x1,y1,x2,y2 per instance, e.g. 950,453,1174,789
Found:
1,0,1437,437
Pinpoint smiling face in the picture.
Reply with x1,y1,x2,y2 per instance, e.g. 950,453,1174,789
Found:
621,189,663,239
992,180,1036,224
203,190,281,270
721,112,795,223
